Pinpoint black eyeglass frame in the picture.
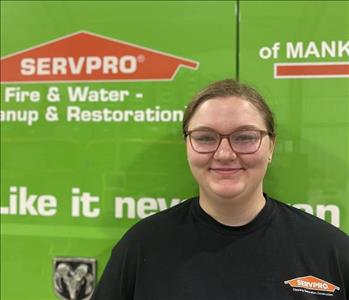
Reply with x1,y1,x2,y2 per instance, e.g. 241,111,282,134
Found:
184,129,273,154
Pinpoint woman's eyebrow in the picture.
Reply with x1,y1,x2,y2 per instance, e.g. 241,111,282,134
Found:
189,125,261,131
189,126,215,131
235,125,261,131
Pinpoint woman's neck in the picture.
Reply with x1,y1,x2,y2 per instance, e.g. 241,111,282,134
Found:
198,189,266,227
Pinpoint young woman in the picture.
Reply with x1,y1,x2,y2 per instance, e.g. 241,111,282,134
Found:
92,79,349,300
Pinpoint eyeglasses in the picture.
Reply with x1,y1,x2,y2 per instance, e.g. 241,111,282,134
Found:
185,129,271,154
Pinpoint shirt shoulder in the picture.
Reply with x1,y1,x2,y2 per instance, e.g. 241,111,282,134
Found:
270,197,349,247
117,197,196,246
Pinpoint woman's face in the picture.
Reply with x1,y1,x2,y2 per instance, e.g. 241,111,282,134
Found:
186,97,275,202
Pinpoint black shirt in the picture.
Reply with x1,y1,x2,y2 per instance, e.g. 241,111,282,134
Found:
92,195,349,300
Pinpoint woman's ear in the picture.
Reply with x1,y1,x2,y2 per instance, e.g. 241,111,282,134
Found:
268,136,276,162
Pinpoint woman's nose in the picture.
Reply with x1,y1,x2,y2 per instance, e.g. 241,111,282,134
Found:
213,137,237,161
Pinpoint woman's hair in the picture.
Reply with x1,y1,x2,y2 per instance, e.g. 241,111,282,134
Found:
182,79,276,137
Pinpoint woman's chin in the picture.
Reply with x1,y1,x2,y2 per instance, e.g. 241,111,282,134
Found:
208,182,245,200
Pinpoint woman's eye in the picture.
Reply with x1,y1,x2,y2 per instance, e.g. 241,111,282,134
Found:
198,135,215,141
194,134,217,143
237,135,252,140
234,134,258,142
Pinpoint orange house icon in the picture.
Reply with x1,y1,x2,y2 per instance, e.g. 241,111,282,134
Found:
284,275,340,293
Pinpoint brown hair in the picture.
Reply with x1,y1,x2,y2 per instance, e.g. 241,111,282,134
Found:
182,79,276,137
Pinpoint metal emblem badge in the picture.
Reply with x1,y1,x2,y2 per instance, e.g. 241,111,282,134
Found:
53,257,96,300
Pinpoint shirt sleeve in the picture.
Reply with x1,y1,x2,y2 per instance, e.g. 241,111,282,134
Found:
91,232,139,300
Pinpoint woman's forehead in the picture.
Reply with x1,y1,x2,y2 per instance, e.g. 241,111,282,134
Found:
189,97,266,130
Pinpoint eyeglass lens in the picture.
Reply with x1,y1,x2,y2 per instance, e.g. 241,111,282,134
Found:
190,130,263,153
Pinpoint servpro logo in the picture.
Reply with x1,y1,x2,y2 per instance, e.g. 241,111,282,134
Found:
0,31,199,83
284,275,340,296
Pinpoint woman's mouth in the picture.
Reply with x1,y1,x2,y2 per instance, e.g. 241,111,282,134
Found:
209,168,244,176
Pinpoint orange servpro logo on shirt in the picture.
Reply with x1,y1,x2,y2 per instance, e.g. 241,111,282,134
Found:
284,275,340,296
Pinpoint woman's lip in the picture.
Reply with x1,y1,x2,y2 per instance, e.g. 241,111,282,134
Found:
210,168,243,171
209,168,244,174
